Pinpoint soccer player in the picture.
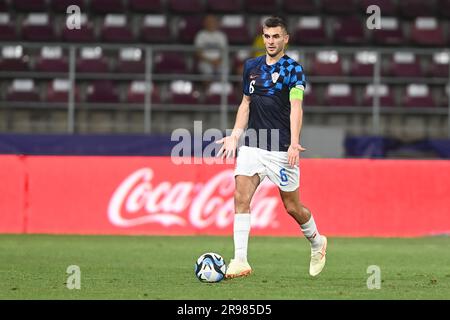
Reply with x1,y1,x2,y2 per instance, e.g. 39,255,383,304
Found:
216,16,327,278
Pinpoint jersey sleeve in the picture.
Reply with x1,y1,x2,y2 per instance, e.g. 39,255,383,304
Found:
288,64,307,91
242,60,250,96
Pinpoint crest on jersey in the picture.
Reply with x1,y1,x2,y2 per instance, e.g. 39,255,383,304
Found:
271,72,280,83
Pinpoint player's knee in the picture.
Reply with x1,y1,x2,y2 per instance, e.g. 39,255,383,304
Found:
234,190,251,212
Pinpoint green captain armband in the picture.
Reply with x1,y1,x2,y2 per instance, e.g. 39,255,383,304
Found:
289,87,304,100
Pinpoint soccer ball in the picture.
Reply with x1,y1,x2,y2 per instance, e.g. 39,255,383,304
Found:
194,252,227,283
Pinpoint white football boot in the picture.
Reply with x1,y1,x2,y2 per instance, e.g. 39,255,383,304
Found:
225,259,252,279
309,235,327,277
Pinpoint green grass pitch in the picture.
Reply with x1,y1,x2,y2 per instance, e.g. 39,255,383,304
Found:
0,235,449,299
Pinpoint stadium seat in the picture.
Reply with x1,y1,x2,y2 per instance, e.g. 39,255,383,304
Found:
0,45,29,71
232,49,251,75
51,0,85,12
410,17,446,47
206,0,241,13
398,0,436,18
76,47,109,73
322,0,357,15
283,0,319,14
141,15,172,43
372,17,405,46
293,16,328,45
22,13,57,42
116,47,145,73
362,84,396,107
126,81,161,104
220,15,251,45
90,0,125,13
6,79,40,102
403,84,435,108
350,51,377,77
35,46,68,73
46,79,80,103
168,80,200,104
324,84,356,106
101,14,134,43
62,14,96,42
168,0,204,14
129,0,163,12
204,82,239,105
428,52,449,78
177,15,203,44
12,0,46,11
0,0,7,11
244,0,278,13
359,0,397,15
333,16,366,45
386,52,423,78
0,13,18,41
303,84,318,106
309,51,344,76
86,80,120,103
154,52,189,74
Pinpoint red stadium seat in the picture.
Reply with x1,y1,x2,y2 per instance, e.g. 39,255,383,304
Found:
0,45,29,71
244,0,278,13
86,80,120,103
373,17,405,46
428,52,449,78
101,14,134,43
0,13,18,41
0,0,7,11
76,47,110,73
293,17,328,45
177,15,203,44
126,81,161,104
22,13,57,42
350,51,377,77
168,80,200,104
116,47,145,73
220,15,251,45
35,46,68,73
62,14,96,42
333,16,366,45
309,51,344,76
439,0,450,18
168,0,204,14
46,79,80,103
141,15,172,43
90,0,125,13
399,0,435,18
129,0,163,12
324,84,357,106
204,82,239,105
6,79,40,102
410,17,446,47
303,84,319,106
362,84,396,107
386,52,423,78
283,0,319,14
322,0,357,15
206,0,241,13
403,84,435,108
154,52,189,74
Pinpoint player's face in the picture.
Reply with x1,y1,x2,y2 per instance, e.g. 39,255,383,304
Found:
262,26,289,58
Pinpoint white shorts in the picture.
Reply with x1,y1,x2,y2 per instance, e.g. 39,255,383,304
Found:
234,146,300,192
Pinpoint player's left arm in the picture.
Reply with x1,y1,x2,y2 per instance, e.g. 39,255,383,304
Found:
288,91,306,167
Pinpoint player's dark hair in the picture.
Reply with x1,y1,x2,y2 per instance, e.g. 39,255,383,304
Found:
263,16,288,34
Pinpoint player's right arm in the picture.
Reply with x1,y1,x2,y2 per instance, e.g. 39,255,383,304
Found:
216,94,250,159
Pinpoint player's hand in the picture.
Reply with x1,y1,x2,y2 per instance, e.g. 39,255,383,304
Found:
287,144,306,167
216,135,238,159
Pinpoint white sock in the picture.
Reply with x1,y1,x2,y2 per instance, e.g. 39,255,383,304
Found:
233,213,251,263
300,215,323,251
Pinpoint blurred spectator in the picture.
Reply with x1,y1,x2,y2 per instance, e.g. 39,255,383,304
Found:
194,15,228,75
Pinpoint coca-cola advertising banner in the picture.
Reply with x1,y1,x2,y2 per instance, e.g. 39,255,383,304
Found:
1,155,450,237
